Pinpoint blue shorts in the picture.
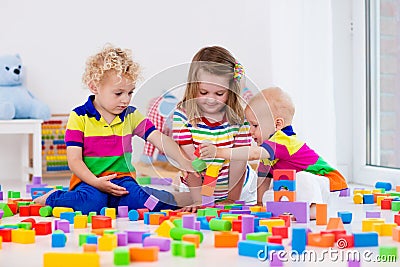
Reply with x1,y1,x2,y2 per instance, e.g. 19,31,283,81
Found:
46,176,178,214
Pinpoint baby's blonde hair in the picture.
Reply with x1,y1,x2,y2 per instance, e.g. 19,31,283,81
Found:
82,44,140,88
250,87,295,125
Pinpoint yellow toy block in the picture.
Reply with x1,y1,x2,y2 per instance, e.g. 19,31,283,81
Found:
105,208,116,220
380,223,397,236
377,195,387,206
362,218,385,232
149,214,164,225
353,193,363,204
74,215,88,229
353,189,364,195
0,236,2,249
221,216,236,223
205,164,221,177
371,223,384,235
372,189,382,194
160,209,173,216
155,220,176,238
249,206,262,212
362,189,372,195
12,229,35,244
259,219,285,231
98,234,117,251
52,207,74,218
43,252,100,267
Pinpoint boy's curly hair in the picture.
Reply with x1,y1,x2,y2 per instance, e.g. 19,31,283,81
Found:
82,44,140,87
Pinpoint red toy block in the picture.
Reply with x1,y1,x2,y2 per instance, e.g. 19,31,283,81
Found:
272,226,288,238
395,214,400,226
278,214,291,227
217,210,229,217
91,215,112,229
232,220,242,233
19,206,30,217
206,216,216,222
35,221,52,235
0,229,12,242
321,229,346,241
137,208,149,220
21,218,36,229
272,169,296,181
7,203,17,214
29,204,42,216
194,146,201,158
268,235,282,244
337,234,354,248
158,215,170,225
381,199,393,210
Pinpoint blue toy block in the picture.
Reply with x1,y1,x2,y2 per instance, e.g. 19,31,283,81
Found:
196,217,210,230
375,181,392,191
100,207,106,215
251,212,272,219
86,235,98,244
363,194,374,204
273,180,296,191
51,230,67,248
60,212,76,224
255,225,268,232
142,232,152,242
353,232,379,247
30,187,54,199
291,228,307,254
128,210,139,221
254,218,261,228
337,211,352,224
238,240,284,259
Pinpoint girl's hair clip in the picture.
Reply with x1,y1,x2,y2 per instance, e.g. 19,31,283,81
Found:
233,61,245,82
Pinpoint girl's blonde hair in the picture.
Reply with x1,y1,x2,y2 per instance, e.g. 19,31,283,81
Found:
82,44,140,87
177,46,245,125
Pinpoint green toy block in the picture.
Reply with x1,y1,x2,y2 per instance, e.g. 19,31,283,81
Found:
379,246,397,262
17,201,30,208
181,242,196,258
246,232,272,242
203,208,218,217
75,211,83,216
79,233,95,246
209,219,232,231
192,158,207,172
39,206,53,217
171,241,181,256
173,219,183,228
113,247,130,266
104,229,119,235
88,211,97,223
0,203,14,217
392,201,400,211
17,222,32,230
8,191,20,199
136,176,151,185
389,192,400,197
55,185,64,190
221,213,240,219
170,227,204,243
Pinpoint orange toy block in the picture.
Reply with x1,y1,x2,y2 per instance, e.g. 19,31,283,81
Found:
43,252,100,267
11,229,35,244
74,215,88,229
82,243,97,252
307,233,335,247
374,193,390,203
201,185,216,196
129,247,159,262
149,214,164,225
274,191,296,202
396,186,400,192
393,227,400,242
98,234,117,251
91,215,112,229
326,218,345,230
182,234,200,248
316,203,328,225
214,231,239,247
273,169,296,181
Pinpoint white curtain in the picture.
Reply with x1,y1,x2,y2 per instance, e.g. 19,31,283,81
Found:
266,0,337,165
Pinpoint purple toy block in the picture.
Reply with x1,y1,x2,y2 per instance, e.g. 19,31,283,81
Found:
339,188,350,197
270,252,283,266
201,195,215,206
144,195,159,211
55,219,70,233
125,230,150,243
266,201,309,223
143,236,171,251
0,191,3,200
26,183,48,193
242,205,251,210
0,210,4,219
215,204,224,209
348,258,360,267
366,211,381,218
241,215,255,240
235,200,245,205
182,214,196,229
194,221,200,231
32,176,42,184
117,232,128,246
230,210,252,215
117,206,129,218
151,177,173,185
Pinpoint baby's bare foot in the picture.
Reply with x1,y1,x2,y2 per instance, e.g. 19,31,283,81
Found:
33,189,57,206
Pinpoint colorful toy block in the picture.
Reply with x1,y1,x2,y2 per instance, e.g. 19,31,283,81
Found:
381,198,393,210
375,181,392,191
259,219,285,232
353,232,379,247
182,234,201,248
266,201,309,223
126,230,150,243
170,227,203,243
307,232,335,247
11,228,35,244
273,190,296,202
143,236,171,251
379,246,397,262
91,215,112,229
129,246,159,261
366,211,381,218
105,208,116,219
114,247,130,266
43,252,100,267
60,211,76,224
353,193,363,204
337,211,352,224
241,215,255,240
213,231,239,247
362,218,385,232
271,226,288,238
155,220,175,238
192,158,207,172
316,203,327,225
117,206,128,218
393,227,400,241
339,188,350,197
273,169,296,181
246,232,271,242
182,214,196,229
205,164,221,177
144,195,159,211
326,217,345,230
238,240,284,259
395,214,400,226
0,229,12,242
201,195,215,206
0,203,14,218
392,201,400,211
98,234,117,251
35,222,52,235
209,218,232,231
363,194,374,204
268,235,283,244
52,207,74,218
74,215,88,229
337,234,354,248
273,180,296,191
128,209,139,221
52,230,67,247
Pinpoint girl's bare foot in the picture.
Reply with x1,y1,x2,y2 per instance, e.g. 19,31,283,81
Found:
33,189,57,206
176,201,202,213
309,203,317,220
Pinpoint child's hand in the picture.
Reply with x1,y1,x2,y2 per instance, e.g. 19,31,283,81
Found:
199,143,217,159
94,173,129,196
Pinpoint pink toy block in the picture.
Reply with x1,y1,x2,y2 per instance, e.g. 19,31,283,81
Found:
144,195,159,211
272,169,296,181
266,201,309,223
118,206,128,218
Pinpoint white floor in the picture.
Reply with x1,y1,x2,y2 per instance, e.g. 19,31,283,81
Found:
0,179,399,267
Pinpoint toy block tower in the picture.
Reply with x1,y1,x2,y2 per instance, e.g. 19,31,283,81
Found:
201,164,221,197
273,169,296,202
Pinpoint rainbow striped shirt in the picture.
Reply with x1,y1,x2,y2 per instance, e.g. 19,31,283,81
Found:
172,108,252,200
258,125,348,192
65,95,156,189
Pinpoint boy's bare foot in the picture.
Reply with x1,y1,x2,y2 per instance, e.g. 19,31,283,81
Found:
176,201,202,213
309,203,316,220
33,189,57,206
